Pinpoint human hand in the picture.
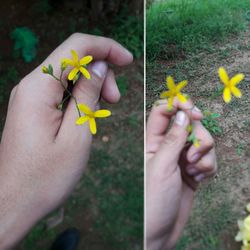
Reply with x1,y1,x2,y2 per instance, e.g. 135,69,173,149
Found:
0,33,133,249
146,99,217,250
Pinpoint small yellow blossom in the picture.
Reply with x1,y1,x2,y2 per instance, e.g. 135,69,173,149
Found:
160,76,188,110
247,204,250,213
76,104,111,135
193,138,200,148
61,50,93,81
42,66,49,74
218,67,245,103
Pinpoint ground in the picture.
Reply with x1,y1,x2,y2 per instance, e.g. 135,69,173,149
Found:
0,1,143,249
146,17,250,250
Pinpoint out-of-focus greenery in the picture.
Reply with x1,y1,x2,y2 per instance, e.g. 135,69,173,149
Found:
11,27,38,62
147,0,250,61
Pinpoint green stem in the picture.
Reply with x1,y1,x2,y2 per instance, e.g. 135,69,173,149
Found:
51,74,81,117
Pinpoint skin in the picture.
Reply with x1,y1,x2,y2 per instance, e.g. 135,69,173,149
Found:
146,99,217,250
0,33,133,249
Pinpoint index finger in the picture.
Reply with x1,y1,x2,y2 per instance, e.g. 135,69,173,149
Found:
146,98,203,154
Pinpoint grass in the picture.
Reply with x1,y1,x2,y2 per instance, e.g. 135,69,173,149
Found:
147,0,250,61
146,1,250,249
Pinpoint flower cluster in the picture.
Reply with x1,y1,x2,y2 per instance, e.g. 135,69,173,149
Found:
42,50,111,135
235,204,250,249
159,67,245,148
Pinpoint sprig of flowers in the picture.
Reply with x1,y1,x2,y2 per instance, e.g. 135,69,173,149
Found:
235,203,250,250
158,67,245,148
42,50,111,135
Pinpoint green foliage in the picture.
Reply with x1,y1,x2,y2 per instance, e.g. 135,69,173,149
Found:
32,0,52,15
202,112,223,136
112,12,143,58
11,27,38,62
117,76,128,96
147,0,250,61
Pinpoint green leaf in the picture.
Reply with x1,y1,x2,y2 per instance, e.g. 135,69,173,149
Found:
11,27,38,63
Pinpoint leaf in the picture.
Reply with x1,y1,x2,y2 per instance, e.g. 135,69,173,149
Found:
11,27,38,63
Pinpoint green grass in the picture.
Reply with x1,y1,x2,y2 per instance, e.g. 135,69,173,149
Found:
202,112,223,136
147,0,250,61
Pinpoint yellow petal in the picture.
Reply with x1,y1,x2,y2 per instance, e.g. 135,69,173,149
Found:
89,118,97,135
79,67,91,79
76,116,89,125
71,50,79,63
231,86,242,98
176,80,188,91
246,203,250,213
167,97,174,111
61,58,74,66
218,67,229,86
68,68,79,80
80,56,93,65
223,87,231,103
160,91,172,99
230,73,245,86
77,104,93,115
244,216,250,230
166,76,176,90
94,110,111,118
177,93,187,103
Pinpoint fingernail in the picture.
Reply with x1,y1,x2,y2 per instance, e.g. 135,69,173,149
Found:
186,167,199,176
190,153,201,163
193,106,203,116
90,61,108,79
194,173,205,182
175,111,186,126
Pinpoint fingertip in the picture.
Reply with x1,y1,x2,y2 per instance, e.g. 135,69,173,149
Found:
191,106,203,120
101,70,121,103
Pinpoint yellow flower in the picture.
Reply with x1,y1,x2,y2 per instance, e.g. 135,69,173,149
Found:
61,50,93,81
160,76,188,110
247,203,250,213
193,138,200,148
42,66,49,74
76,104,111,135
218,67,244,103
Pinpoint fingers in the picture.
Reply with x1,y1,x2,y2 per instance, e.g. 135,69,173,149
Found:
186,148,217,182
39,33,133,80
56,61,108,144
19,33,133,111
186,121,214,163
184,121,217,182
155,111,190,169
101,69,120,103
146,98,203,157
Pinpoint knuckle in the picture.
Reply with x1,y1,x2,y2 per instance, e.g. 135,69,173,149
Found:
76,79,101,100
70,32,82,40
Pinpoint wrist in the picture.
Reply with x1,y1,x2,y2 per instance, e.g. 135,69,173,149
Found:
0,168,45,249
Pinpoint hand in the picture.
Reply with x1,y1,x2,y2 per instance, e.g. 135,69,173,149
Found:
0,33,133,249
146,99,217,250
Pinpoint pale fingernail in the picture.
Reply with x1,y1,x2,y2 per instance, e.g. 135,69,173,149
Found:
186,167,199,176
194,173,205,182
193,106,203,116
175,111,187,126
190,153,201,163
91,61,108,79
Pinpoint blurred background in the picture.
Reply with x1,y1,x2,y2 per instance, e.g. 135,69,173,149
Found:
0,0,143,249
147,0,250,249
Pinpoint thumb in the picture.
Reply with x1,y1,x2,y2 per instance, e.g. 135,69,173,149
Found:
72,60,108,107
157,111,190,170
57,61,108,142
